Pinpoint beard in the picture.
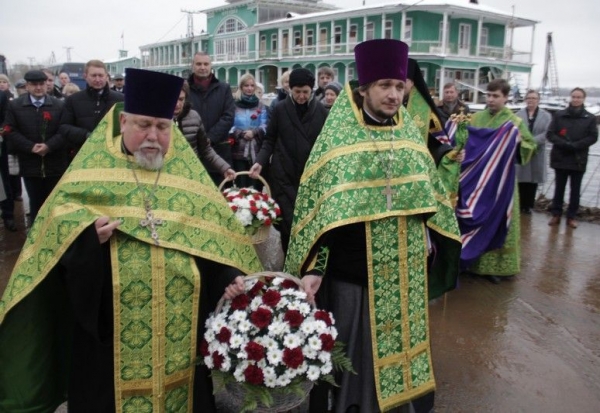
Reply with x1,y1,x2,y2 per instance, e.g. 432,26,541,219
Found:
134,142,164,170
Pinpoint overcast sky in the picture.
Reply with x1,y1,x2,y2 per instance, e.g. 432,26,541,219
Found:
1,0,597,88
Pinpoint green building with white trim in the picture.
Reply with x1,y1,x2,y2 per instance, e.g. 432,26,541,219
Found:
140,0,538,102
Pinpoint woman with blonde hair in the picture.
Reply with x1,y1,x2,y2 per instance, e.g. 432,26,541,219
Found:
230,73,267,187
62,83,81,97
0,75,14,100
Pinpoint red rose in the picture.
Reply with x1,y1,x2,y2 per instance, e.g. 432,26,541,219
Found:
320,334,335,352
42,111,52,121
250,307,272,329
250,205,259,214
243,364,264,385
248,280,265,297
314,310,333,326
212,351,224,369
262,289,281,307
559,128,567,137
264,218,272,226
228,137,235,146
199,339,209,357
245,341,265,362
216,326,231,344
281,279,298,290
282,347,304,369
253,193,262,200
284,309,304,328
231,205,238,212
231,293,250,310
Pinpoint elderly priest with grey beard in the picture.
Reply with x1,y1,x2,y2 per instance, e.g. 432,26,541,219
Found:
0,68,262,413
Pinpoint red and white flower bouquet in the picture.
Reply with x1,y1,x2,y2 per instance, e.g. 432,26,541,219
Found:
200,273,353,412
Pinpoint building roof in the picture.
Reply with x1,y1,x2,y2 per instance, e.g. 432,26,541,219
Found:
253,0,538,29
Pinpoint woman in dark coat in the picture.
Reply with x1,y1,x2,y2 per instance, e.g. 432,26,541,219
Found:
249,68,328,253
547,87,598,228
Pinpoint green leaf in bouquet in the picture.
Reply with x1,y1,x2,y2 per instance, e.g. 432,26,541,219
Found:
332,341,357,375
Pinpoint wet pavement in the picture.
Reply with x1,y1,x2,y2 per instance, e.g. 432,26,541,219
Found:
1,205,599,412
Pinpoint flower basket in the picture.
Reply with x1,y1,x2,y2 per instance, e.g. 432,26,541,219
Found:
200,272,354,413
219,172,280,245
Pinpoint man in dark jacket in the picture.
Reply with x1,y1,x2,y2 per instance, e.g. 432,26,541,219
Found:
59,60,123,159
249,68,328,253
436,82,470,126
3,70,67,222
187,52,235,185
547,87,598,228
0,89,16,231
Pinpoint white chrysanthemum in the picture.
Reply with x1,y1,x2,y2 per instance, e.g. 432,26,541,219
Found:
229,334,245,349
261,337,279,352
268,321,290,337
233,361,249,382
204,355,213,368
221,355,232,371
302,345,318,360
320,361,333,375
236,209,253,226
264,375,278,388
256,210,266,221
263,366,276,380
329,327,339,340
275,297,291,310
275,374,292,387
237,349,248,360
283,333,302,349
271,277,284,286
249,296,263,311
318,352,331,364
204,329,215,343
307,365,321,381
238,319,252,332
238,198,251,209
313,320,328,334
307,336,322,351
298,302,311,314
231,310,247,323
207,342,221,354
300,320,317,335
267,349,283,365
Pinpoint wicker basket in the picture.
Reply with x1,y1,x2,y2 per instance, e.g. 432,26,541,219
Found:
219,171,273,245
214,272,314,412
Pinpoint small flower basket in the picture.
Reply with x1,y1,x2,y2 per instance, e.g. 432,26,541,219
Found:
219,172,281,245
200,272,354,413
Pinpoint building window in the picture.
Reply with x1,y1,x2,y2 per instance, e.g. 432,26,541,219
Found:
237,37,247,56
217,17,247,34
480,27,489,46
334,26,342,44
319,28,328,52
271,33,278,51
307,29,314,49
385,20,393,39
404,18,413,43
348,66,355,81
366,22,375,41
294,30,302,49
260,35,266,52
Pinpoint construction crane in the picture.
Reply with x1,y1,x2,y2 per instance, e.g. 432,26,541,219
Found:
540,32,560,97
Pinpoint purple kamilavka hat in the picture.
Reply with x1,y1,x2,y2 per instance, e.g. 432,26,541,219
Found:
354,39,409,86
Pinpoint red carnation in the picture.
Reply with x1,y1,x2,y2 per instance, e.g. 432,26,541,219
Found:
250,114,258,120
199,339,209,357
281,279,298,290
228,137,235,146
559,128,567,137
248,280,265,297
284,309,304,328
262,289,281,307
212,351,224,369
314,310,333,326
243,364,265,385
257,109,262,114
262,193,269,201
264,218,272,226
245,341,265,362
231,205,238,212
253,193,262,200
1,125,11,135
320,333,335,352
42,111,52,121
250,205,259,214
231,293,250,310
216,326,232,344
274,207,281,216
250,307,272,329
282,347,304,369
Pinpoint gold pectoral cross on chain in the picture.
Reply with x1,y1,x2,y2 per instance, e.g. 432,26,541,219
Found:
381,180,397,211
140,203,163,245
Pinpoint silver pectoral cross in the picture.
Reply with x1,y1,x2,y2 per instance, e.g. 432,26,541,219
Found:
140,205,163,246
381,181,397,211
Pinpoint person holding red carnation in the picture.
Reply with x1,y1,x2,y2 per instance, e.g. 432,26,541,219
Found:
547,87,598,228
3,69,67,224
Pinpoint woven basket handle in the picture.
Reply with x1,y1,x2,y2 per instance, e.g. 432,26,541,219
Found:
218,171,271,197
214,271,305,314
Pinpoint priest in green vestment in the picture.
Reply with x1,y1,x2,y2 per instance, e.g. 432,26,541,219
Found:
465,79,536,282
0,69,262,413
284,39,461,413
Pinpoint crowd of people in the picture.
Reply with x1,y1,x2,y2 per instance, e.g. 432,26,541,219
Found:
0,38,598,413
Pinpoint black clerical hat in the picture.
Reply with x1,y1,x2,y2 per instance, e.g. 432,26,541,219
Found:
124,68,183,119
